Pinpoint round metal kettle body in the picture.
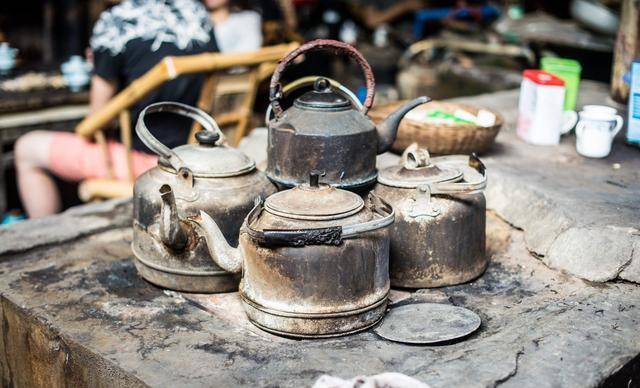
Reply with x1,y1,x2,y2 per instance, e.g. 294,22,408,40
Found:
268,103,380,191
374,147,488,288
133,168,275,293
191,172,395,337
131,102,276,293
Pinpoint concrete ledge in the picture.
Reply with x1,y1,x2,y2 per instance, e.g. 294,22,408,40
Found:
0,199,131,257
448,82,640,283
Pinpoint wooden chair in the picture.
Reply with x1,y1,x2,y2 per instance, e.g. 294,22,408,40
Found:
187,60,279,146
75,43,299,202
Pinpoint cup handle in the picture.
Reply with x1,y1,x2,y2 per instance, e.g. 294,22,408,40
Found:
612,115,624,138
561,111,578,135
575,121,585,138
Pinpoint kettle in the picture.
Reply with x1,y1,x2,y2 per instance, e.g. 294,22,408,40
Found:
132,102,276,293
266,39,430,191
374,144,487,288
190,171,395,337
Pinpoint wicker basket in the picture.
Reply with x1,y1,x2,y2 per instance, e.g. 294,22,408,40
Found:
369,101,503,155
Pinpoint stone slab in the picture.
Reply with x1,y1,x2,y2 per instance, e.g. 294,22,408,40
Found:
444,82,640,283
0,212,638,387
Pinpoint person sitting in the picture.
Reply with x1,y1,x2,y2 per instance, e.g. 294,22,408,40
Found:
204,0,263,53
15,0,219,218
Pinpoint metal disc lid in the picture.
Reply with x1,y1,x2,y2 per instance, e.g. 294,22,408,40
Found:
161,131,256,178
264,170,364,220
374,303,481,345
378,147,463,189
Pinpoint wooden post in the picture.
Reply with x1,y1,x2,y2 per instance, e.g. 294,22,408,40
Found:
611,0,640,103
118,110,134,182
94,131,114,179
189,74,219,143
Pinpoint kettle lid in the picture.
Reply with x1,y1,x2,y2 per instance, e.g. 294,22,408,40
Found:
378,147,463,188
160,130,255,178
264,170,364,220
293,77,352,111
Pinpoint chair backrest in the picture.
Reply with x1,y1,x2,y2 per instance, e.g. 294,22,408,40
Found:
74,44,298,202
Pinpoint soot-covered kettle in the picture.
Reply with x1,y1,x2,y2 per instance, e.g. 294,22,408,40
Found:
132,102,276,293
266,39,429,191
191,171,395,337
374,144,487,288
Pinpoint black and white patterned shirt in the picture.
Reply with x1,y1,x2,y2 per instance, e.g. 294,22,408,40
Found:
91,0,219,152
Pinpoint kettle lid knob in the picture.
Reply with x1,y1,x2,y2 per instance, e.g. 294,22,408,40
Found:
309,170,326,188
314,77,331,92
195,130,220,147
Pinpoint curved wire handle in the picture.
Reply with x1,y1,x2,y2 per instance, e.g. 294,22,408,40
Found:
268,39,375,118
135,101,223,173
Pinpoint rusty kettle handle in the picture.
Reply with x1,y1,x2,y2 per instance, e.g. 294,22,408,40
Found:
136,102,223,172
244,194,394,247
269,39,375,118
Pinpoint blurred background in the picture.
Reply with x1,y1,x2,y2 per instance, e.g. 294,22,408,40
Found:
0,0,629,221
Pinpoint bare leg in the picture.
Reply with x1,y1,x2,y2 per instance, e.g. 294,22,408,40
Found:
14,130,61,218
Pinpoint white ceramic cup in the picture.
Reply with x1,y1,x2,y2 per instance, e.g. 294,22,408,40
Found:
575,105,623,158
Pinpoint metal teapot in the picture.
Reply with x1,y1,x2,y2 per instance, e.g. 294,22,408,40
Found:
191,171,395,337
374,144,487,288
266,39,429,191
132,102,276,293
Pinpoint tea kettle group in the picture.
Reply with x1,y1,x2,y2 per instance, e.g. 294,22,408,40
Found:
132,40,488,338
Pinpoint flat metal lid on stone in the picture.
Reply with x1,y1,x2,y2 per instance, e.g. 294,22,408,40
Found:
374,303,481,345
264,170,364,220
293,77,352,111
161,131,255,178
378,147,463,188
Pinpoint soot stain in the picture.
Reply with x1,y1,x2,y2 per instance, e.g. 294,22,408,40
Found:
20,263,73,286
95,259,163,301
193,339,270,364
444,261,536,298
154,304,203,332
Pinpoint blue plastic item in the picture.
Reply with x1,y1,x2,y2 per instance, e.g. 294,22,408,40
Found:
627,59,640,145
1,211,25,226
413,5,500,39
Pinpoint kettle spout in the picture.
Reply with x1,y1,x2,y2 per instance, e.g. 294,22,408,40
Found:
375,96,430,153
190,211,243,274
159,184,189,251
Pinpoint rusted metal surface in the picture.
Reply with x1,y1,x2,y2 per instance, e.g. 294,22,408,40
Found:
132,103,276,293
374,303,481,345
266,39,429,190
191,177,394,337
376,184,487,288
133,167,274,293
265,94,429,190
375,149,487,288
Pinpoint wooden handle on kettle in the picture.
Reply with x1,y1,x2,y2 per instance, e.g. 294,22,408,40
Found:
268,39,376,118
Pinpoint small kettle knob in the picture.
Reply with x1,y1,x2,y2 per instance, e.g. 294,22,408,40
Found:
195,130,220,147
314,77,331,92
309,170,326,188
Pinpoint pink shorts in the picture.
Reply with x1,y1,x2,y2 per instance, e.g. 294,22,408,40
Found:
49,132,158,181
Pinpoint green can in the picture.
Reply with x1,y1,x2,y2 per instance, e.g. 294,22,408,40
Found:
541,57,582,111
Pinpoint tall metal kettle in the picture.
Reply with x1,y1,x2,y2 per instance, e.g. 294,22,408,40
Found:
374,145,487,288
266,39,429,191
132,102,276,293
